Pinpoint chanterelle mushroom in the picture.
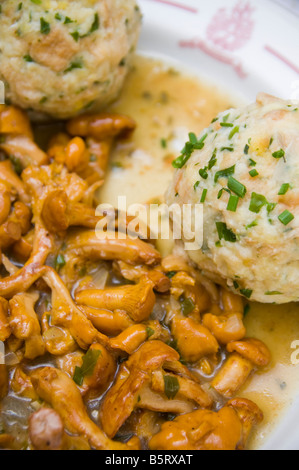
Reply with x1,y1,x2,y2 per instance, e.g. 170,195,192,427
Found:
211,338,271,398
30,366,140,450
149,397,263,450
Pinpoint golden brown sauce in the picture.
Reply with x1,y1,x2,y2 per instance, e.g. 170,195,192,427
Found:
100,54,299,449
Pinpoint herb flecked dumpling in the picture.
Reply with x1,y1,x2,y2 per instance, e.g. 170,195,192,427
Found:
166,93,299,303
0,0,141,118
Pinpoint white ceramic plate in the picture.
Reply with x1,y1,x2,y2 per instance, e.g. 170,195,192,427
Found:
137,0,299,450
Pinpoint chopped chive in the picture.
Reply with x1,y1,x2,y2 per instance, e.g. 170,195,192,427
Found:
200,188,208,203
166,271,176,279
194,181,200,191
164,375,180,399
245,220,258,230
249,169,259,177
220,146,234,152
267,202,277,213
278,183,290,195
55,254,66,271
216,222,237,243
73,366,83,386
233,280,239,289
227,194,239,212
23,54,34,62
278,210,294,225
64,60,83,73
40,17,50,35
180,297,195,316
243,304,250,316
90,13,100,33
240,288,253,299
199,167,208,179
272,149,285,159
146,326,155,338
160,138,167,149
244,144,250,154
265,291,283,296
64,16,74,24
172,133,207,169
249,192,267,213
229,126,239,140
214,165,235,183
249,158,256,167
228,176,247,198
220,122,234,127
217,187,231,199
70,31,80,42
208,149,217,169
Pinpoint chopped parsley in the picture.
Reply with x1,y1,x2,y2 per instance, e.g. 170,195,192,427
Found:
73,348,102,386
40,17,50,35
216,222,237,243
90,13,100,33
64,59,83,73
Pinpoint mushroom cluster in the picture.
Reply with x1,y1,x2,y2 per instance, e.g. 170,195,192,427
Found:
0,104,271,450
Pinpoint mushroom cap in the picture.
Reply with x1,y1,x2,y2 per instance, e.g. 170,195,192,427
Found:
226,338,271,367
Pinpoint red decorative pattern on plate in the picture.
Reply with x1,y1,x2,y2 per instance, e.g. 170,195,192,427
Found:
207,1,255,51
264,45,299,75
179,38,248,78
146,0,198,13
178,1,255,78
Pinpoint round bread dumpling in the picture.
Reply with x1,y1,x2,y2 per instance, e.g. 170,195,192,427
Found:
0,0,141,119
166,93,299,304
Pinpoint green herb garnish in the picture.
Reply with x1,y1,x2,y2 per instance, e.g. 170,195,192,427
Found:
228,176,247,198
163,375,180,399
240,289,253,299
214,165,235,183
272,149,285,160
278,210,294,226
200,188,208,203
227,194,239,212
278,183,290,195
216,222,237,243
249,169,259,177
40,17,50,35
